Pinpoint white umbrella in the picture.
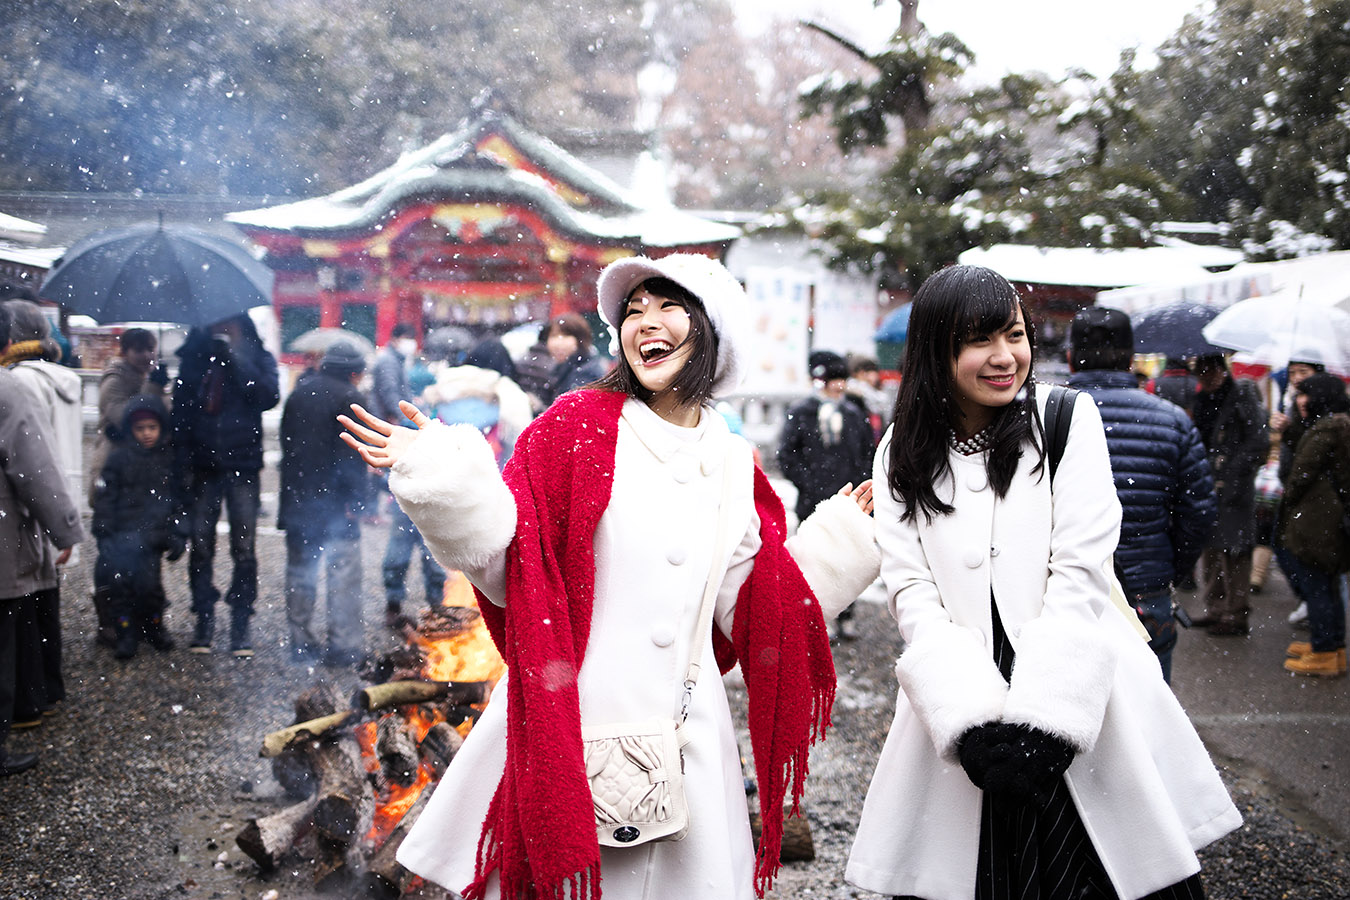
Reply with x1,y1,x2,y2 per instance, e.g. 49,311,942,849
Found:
1201,292,1350,374
288,327,375,357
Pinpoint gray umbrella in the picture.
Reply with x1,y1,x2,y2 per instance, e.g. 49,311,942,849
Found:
289,327,375,357
40,220,274,327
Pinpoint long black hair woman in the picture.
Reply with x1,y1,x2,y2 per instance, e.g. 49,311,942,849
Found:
338,254,879,900
844,265,1241,900
1277,370,1350,676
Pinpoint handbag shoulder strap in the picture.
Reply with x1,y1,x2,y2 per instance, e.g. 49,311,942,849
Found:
678,448,739,725
1043,383,1079,485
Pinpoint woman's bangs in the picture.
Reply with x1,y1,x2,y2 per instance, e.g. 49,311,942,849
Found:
953,290,1019,352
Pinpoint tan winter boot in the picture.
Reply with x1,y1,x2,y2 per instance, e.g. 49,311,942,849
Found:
1284,649,1347,677
1285,643,1348,672
1250,545,1273,592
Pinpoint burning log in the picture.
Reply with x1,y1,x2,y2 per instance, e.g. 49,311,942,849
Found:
363,787,435,899
376,715,420,787
270,683,349,798
357,679,492,711
235,795,320,871
310,737,375,846
260,710,357,759
419,721,463,778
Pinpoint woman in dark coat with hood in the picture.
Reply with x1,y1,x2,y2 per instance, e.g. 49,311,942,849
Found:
1277,372,1350,676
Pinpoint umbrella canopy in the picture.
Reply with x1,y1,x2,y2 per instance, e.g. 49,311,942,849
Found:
1202,292,1350,374
288,327,375,357
874,303,911,343
40,221,274,327
1130,302,1226,359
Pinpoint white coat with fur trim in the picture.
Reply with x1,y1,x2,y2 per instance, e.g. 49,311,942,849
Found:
393,398,879,899
846,386,1240,900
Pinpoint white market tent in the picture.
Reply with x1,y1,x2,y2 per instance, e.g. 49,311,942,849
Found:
959,243,1242,291
1098,250,1350,315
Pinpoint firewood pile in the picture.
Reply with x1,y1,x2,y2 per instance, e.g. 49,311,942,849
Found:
236,598,501,898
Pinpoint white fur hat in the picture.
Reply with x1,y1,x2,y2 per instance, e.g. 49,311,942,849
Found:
596,253,749,397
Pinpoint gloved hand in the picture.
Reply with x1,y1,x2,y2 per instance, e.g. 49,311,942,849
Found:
164,534,187,562
980,725,1076,806
148,363,170,388
957,722,1020,791
959,723,1075,806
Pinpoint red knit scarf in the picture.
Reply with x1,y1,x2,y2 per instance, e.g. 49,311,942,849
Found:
464,389,836,900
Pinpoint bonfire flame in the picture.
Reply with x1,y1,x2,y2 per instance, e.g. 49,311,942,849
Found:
362,570,504,848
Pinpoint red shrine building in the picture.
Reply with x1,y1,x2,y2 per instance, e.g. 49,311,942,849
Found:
228,111,740,356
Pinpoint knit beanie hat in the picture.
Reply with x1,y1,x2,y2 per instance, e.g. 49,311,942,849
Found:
596,253,749,397
128,408,159,426
808,350,849,382
320,340,367,377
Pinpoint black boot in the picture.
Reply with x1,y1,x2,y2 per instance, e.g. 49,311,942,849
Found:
93,586,116,648
142,616,175,652
189,614,214,654
229,610,253,659
113,617,138,660
0,748,38,777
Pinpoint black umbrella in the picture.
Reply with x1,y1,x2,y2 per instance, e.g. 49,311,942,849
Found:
1130,301,1225,360
40,221,274,327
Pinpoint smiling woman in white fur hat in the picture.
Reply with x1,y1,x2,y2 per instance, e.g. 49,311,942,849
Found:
337,253,880,900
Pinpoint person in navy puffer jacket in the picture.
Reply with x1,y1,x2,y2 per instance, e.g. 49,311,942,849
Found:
1067,308,1217,682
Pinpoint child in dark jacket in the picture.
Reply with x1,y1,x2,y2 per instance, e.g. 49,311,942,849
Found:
92,393,186,659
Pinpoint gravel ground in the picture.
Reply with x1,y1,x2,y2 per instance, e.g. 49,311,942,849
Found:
0,460,1347,898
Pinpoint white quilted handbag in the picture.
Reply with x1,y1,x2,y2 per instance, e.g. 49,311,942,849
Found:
582,718,690,846
581,455,735,848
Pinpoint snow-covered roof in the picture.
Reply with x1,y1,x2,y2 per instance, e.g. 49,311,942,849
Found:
228,112,738,248
0,211,48,244
958,243,1231,289
0,243,64,270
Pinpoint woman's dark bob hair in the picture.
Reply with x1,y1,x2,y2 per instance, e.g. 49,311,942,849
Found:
1295,370,1350,420
592,276,720,409
886,264,1045,523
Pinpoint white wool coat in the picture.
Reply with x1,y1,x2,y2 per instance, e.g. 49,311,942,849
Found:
846,387,1241,900
393,398,879,900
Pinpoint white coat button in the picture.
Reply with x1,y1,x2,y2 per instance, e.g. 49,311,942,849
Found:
964,551,984,568
672,463,695,484
667,547,687,566
967,472,988,492
651,624,676,647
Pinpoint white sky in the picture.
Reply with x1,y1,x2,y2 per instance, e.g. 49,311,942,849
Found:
731,0,1210,81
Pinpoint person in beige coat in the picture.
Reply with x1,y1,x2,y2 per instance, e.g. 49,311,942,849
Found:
846,266,1240,900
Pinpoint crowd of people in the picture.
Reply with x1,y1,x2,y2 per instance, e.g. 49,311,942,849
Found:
1,254,1348,900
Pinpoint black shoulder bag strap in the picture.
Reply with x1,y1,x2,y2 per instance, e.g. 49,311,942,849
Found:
1043,383,1079,485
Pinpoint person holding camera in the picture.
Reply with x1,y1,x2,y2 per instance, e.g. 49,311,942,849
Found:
171,315,280,657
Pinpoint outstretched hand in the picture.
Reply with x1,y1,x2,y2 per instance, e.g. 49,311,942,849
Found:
338,401,430,469
839,479,874,516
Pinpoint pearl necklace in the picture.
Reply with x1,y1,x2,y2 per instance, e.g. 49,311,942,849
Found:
950,426,994,455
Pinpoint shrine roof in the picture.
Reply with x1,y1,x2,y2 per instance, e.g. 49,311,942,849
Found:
228,112,739,249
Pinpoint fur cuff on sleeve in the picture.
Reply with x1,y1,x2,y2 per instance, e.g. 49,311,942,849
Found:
787,493,882,621
388,421,517,573
896,622,1010,762
1003,615,1118,754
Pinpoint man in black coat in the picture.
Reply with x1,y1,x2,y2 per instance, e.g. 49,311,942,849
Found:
1191,353,1269,636
278,342,372,666
778,351,876,638
1067,308,1217,681
172,314,280,657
